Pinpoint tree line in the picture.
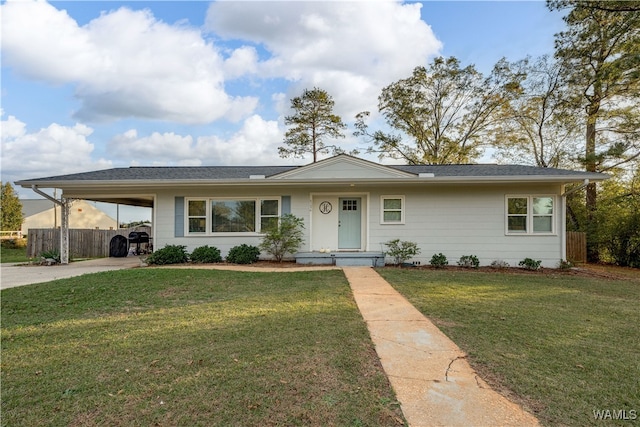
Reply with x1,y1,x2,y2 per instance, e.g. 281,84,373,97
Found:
279,1,639,265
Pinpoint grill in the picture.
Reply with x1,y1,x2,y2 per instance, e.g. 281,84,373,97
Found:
128,231,151,255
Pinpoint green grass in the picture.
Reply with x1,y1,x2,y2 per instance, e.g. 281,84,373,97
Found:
0,246,30,263
1,269,405,427
377,268,640,426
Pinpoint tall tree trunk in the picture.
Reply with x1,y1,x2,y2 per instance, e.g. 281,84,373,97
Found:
585,102,599,261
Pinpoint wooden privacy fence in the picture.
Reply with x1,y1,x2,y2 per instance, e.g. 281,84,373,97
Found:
27,227,151,259
566,231,587,263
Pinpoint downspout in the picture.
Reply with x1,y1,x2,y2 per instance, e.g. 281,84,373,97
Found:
561,179,589,262
31,185,70,264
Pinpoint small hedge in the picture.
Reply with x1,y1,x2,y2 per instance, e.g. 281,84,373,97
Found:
457,255,480,268
190,245,222,263
226,244,260,264
519,258,542,271
146,245,189,265
430,253,448,269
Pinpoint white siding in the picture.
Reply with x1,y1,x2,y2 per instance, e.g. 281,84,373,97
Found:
367,184,565,268
153,183,566,267
275,157,411,180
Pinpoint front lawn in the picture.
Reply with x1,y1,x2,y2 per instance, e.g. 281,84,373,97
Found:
378,267,640,426
1,269,405,426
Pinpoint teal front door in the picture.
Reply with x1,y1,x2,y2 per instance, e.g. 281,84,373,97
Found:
338,198,361,249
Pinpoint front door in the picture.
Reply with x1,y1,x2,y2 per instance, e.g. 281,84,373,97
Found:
338,198,361,249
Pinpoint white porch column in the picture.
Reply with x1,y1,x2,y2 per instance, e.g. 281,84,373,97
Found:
60,198,71,264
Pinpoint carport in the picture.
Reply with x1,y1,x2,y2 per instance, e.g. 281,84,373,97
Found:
16,173,155,264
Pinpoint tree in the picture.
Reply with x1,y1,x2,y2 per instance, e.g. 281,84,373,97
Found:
549,0,640,260
494,55,581,168
589,164,640,267
550,1,640,13
354,56,523,165
1,182,24,232
279,87,347,163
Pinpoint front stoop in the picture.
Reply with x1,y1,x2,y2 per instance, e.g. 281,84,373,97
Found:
295,252,385,267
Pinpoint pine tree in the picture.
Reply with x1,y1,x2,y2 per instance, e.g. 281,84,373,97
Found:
1,182,24,231
279,87,347,163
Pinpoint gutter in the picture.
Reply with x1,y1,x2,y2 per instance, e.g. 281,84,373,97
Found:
562,179,590,197
31,185,62,206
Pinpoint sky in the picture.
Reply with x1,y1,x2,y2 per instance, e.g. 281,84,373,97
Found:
0,0,567,222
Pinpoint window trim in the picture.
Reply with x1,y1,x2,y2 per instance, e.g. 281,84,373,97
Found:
185,196,281,236
380,195,405,225
505,195,556,235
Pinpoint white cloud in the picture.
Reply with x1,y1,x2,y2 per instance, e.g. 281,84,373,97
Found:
108,115,288,166
0,114,112,185
206,1,442,118
1,0,258,124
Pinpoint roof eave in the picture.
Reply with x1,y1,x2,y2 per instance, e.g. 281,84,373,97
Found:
16,173,609,189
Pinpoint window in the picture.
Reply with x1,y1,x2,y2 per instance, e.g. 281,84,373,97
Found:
188,200,207,233
381,196,404,224
506,196,554,234
342,199,358,211
261,200,279,231
212,200,255,232
186,197,279,235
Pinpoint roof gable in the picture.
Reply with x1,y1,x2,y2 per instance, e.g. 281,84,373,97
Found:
270,154,415,180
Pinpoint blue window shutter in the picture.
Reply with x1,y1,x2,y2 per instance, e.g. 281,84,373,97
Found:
281,196,291,214
175,197,184,237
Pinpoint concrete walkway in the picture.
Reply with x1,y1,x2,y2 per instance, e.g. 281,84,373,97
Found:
0,256,144,289
343,267,540,427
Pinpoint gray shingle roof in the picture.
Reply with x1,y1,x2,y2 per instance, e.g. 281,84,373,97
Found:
392,164,602,177
19,166,299,183
16,162,606,185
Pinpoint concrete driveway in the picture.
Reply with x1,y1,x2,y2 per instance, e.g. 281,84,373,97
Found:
0,256,143,289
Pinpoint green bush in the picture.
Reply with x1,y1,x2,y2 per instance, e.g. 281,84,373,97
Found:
604,211,640,268
430,253,448,268
519,258,542,270
259,214,304,262
384,239,421,266
190,245,222,263
1,238,27,249
40,249,60,263
226,244,260,264
146,245,189,265
457,255,480,268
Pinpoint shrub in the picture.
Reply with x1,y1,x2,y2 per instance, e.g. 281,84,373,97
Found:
457,255,480,268
519,258,542,271
603,211,640,268
384,239,421,266
1,238,27,249
190,245,222,264
146,245,188,265
430,253,448,268
557,259,574,269
40,249,60,263
226,244,260,264
490,259,510,269
259,214,304,262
